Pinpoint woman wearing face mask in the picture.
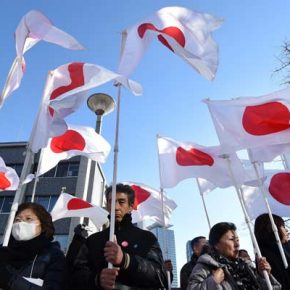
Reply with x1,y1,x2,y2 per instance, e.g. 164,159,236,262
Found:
0,202,67,289
187,222,281,290
255,214,290,290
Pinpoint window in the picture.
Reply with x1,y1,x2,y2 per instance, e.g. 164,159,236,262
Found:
24,195,58,212
56,163,69,177
7,163,23,177
0,196,13,213
39,161,79,178
54,235,69,254
67,163,79,176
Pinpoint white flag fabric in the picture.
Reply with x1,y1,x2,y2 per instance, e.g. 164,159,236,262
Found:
118,6,222,80
157,136,246,188
30,62,142,153
38,125,111,176
0,10,84,108
248,144,290,163
50,193,109,228
124,182,177,227
0,157,19,191
204,87,290,151
243,170,290,219
197,178,216,195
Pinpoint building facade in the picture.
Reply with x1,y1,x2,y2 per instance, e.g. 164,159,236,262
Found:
0,142,105,252
150,226,178,288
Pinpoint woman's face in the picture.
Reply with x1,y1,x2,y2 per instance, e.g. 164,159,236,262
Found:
279,224,289,243
215,230,240,260
14,208,42,237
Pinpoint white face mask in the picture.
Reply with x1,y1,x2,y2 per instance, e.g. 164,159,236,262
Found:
12,221,39,241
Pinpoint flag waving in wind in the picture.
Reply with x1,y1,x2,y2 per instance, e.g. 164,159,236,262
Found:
118,6,223,80
37,124,111,176
0,157,19,191
30,62,142,153
243,170,290,219
204,87,290,151
124,182,177,227
50,193,109,228
157,136,246,188
0,10,84,108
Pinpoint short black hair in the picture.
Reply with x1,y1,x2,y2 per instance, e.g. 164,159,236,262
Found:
105,183,135,206
190,236,206,249
209,222,236,246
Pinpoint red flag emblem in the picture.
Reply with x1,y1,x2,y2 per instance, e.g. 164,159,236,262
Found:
131,185,151,209
50,129,86,153
138,23,185,52
269,172,290,205
67,197,94,210
242,102,290,136
176,147,214,167
0,172,11,190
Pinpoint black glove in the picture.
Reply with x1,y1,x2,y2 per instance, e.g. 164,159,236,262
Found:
74,224,88,238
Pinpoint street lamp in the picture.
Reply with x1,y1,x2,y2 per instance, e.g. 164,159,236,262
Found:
87,93,115,134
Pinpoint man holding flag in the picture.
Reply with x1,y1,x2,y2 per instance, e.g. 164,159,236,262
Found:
71,183,167,290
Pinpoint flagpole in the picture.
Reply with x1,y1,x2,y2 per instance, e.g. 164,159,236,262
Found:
222,154,273,290
31,148,45,202
195,178,211,230
250,159,288,269
108,83,121,268
2,72,52,246
281,154,289,170
0,57,19,106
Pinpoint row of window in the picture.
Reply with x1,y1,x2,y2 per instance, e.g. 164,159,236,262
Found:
0,195,58,213
7,161,80,178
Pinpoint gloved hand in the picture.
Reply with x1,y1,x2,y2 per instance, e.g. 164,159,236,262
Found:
74,224,89,238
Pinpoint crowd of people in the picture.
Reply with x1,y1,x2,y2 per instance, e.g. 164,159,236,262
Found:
0,183,289,290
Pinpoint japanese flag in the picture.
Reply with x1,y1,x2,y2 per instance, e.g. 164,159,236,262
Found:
0,157,19,191
118,6,222,80
243,170,290,219
50,193,109,228
197,178,216,195
37,124,111,176
157,136,246,188
30,62,142,153
0,10,84,108
204,87,290,151
125,182,177,227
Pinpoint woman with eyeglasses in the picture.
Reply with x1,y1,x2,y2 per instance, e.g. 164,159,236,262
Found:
187,222,281,290
0,202,67,289
255,214,290,290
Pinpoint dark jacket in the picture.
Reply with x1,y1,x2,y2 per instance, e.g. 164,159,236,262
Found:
72,214,167,290
0,241,67,290
180,253,198,290
259,243,290,290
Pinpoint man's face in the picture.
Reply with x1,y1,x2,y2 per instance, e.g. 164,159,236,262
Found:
107,192,133,222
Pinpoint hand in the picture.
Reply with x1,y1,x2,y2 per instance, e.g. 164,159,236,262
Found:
212,268,224,284
99,268,119,290
104,240,124,265
257,257,271,274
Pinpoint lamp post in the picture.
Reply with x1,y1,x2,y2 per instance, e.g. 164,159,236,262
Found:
87,93,115,134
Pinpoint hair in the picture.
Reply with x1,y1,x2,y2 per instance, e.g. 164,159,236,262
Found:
254,213,285,247
105,183,135,206
191,236,206,249
16,202,55,239
209,222,237,246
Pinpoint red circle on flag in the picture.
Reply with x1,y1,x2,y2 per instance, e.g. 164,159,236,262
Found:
137,23,185,52
176,147,214,167
51,129,86,153
268,172,290,205
0,172,11,190
131,185,151,210
242,102,290,136
67,198,93,210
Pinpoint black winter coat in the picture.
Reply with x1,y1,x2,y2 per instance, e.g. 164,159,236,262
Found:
0,241,67,290
71,214,167,290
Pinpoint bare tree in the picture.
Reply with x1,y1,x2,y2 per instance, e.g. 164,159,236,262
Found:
274,41,290,84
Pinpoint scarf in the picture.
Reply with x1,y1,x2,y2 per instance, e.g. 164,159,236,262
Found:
215,254,260,290
0,234,52,269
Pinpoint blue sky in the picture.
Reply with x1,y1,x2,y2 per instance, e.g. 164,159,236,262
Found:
1,0,290,282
